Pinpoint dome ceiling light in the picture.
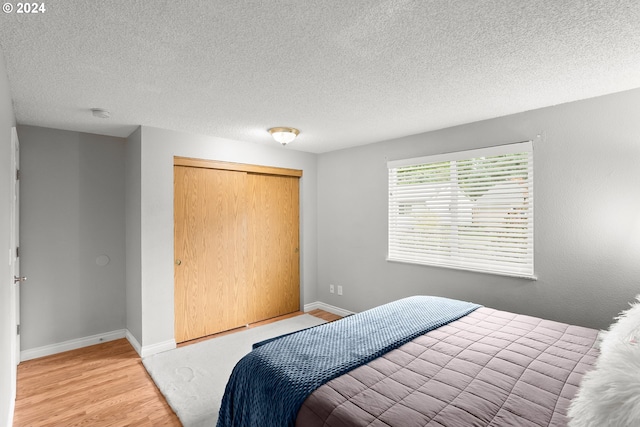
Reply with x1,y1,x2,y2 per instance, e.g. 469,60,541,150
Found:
268,127,299,146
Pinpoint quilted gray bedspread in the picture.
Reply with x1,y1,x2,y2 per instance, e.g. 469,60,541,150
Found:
296,307,599,427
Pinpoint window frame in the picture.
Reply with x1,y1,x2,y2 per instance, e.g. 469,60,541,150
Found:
387,141,535,279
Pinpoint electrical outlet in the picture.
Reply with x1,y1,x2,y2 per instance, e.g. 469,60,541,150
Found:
330,284,334,293
337,285,343,295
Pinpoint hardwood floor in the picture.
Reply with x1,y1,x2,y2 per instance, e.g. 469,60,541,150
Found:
13,310,341,427
305,308,342,323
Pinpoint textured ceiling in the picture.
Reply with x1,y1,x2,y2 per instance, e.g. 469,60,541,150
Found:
1,0,639,153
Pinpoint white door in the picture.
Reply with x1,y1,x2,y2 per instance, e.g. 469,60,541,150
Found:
9,127,22,378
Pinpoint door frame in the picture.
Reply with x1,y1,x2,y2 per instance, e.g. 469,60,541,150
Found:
9,126,20,398
173,157,303,178
173,157,302,342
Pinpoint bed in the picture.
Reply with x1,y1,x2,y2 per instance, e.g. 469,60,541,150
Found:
216,296,601,427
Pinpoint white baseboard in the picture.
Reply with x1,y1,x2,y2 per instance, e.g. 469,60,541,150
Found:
139,339,176,357
125,330,142,356
304,301,355,317
20,329,126,362
126,330,175,357
20,329,177,361
127,331,177,357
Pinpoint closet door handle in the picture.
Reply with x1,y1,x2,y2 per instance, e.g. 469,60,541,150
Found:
175,259,182,266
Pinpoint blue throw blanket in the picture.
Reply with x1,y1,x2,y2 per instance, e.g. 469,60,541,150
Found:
217,296,480,427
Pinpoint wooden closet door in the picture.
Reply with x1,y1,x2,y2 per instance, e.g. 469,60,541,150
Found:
246,174,300,323
174,166,248,342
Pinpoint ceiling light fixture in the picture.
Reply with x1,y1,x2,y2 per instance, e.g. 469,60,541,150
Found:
268,127,299,146
91,108,111,119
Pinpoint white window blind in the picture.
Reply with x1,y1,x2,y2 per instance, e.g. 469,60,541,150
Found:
388,141,534,278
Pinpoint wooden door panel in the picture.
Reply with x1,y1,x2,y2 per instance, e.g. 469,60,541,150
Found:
174,166,204,342
174,166,248,342
247,174,300,323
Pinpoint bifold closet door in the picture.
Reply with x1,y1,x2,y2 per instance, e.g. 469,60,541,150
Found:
246,174,300,324
174,166,248,343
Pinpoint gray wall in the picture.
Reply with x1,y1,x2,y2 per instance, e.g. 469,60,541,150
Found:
137,126,318,349
0,50,17,427
19,126,127,349
12,122,319,355
6,85,640,372
125,127,142,344
317,89,640,331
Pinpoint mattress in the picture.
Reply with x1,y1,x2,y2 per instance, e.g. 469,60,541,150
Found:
296,307,599,427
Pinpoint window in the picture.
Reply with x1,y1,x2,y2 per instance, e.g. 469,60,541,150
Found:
387,141,534,278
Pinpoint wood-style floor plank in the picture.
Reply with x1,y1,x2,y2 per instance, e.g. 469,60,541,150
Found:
13,338,180,427
13,310,341,427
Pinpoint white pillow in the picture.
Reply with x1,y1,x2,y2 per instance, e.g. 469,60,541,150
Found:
568,296,640,427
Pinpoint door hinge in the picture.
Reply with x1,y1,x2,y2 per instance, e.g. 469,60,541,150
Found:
17,324,20,335
16,246,19,258
16,169,20,180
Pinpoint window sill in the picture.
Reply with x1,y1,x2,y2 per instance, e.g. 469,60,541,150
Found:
386,257,537,281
